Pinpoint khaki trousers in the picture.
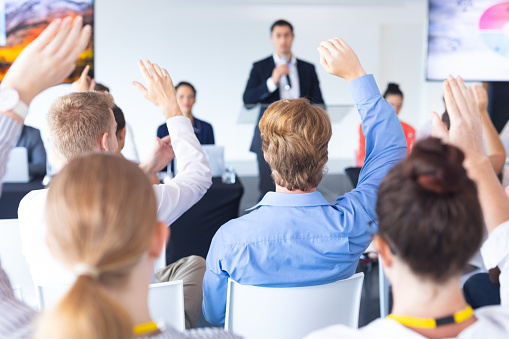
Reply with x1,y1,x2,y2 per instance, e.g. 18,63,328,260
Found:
154,255,206,329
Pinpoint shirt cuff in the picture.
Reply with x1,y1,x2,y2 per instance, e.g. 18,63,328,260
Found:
166,115,193,136
266,77,278,93
481,220,509,269
347,74,380,103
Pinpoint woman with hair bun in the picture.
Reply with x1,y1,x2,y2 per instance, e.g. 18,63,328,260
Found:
306,77,509,338
33,154,239,339
356,83,416,167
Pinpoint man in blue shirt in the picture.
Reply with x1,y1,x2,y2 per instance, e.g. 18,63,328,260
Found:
202,38,407,326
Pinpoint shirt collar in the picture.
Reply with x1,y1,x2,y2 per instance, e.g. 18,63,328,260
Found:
247,191,331,211
272,52,297,67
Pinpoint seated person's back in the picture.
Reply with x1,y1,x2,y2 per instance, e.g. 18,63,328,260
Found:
202,39,408,326
15,125,46,178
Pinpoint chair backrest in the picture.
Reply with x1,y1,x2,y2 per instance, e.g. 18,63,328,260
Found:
0,219,36,307
37,280,185,332
224,273,364,339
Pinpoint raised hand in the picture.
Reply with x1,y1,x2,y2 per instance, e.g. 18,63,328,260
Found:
139,135,175,177
432,76,485,164
317,38,366,82
132,60,182,119
1,16,92,106
71,65,95,92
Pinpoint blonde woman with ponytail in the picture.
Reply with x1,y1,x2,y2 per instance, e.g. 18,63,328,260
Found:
34,153,240,339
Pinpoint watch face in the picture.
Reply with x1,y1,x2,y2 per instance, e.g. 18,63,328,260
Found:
0,88,19,111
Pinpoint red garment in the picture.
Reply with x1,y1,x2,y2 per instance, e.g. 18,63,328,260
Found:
356,120,415,167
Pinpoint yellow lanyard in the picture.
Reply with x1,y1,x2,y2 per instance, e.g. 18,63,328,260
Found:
133,321,159,335
387,305,474,329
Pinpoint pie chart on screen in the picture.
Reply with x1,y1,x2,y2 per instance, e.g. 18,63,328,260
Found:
479,1,509,58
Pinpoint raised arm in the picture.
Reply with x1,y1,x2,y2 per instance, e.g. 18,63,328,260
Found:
133,60,212,225
318,38,407,221
0,16,91,190
473,85,506,174
432,76,509,305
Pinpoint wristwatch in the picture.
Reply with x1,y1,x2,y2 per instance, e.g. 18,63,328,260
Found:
0,88,28,119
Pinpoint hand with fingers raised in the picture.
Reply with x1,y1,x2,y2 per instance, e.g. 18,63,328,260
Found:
432,76,485,163
71,65,95,92
317,37,366,82
132,60,182,120
1,16,92,106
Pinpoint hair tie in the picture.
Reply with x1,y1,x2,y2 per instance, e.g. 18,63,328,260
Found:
73,263,100,279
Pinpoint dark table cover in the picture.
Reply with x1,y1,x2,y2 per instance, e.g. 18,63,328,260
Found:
0,180,45,219
166,176,244,264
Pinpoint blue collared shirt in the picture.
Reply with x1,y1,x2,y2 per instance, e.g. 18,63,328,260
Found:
202,74,407,326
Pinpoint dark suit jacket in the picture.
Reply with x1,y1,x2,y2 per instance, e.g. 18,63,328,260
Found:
243,56,325,152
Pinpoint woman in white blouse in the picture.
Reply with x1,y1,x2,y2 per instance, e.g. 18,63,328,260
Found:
306,75,509,339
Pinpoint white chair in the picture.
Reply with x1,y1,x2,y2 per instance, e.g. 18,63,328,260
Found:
0,219,36,307
378,258,390,318
224,273,364,339
37,280,185,332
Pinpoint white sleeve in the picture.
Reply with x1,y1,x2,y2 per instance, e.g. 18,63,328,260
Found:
266,77,278,93
152,116,212,225
481,220,509,306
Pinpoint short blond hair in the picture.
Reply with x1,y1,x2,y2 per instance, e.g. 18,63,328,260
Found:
260,98,332,191
47,91,114,162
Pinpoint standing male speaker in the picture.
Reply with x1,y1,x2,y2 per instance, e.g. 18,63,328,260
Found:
243,19,324,200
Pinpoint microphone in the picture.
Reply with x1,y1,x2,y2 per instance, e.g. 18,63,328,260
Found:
281,56,291,90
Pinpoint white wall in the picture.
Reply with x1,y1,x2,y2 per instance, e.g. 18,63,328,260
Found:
25,0,450,175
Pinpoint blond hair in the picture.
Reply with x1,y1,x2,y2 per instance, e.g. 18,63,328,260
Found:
47,91,115,162
260,98,332,191
34,153,158,339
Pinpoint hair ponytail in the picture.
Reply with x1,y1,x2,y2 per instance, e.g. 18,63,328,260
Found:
34,276,132,339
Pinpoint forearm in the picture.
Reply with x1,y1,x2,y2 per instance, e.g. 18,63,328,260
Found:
0,116,22,192
153,116,212,225
466,156,509,234
481,111,506,174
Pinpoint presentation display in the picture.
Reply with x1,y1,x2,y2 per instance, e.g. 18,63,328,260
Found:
0,0,94,83
428,0,509,81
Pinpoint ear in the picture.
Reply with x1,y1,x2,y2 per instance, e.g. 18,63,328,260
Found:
373,235,394,269
118,127,126,142
148,221,169,258
100,132,109,151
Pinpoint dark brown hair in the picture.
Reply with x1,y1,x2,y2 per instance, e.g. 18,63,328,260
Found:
376,137,483,282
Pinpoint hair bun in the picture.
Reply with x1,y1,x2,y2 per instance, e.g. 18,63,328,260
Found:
408,138,467,194
387,83,400,90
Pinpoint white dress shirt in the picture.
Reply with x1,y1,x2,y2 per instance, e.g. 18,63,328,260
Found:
305,221,509,339
266,53,300,100
18,116,212,286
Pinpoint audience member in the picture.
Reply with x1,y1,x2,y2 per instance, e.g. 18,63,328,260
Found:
442,85,506,175
306,76,509,338
94,80,141,162
15,125,47,178
202,37,407,325
0,16,92,338
357,83,415,167
18,60,212,328
34,153,240,339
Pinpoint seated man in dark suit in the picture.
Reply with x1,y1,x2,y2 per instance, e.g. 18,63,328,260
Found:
16,125,46,178
243,19,324,200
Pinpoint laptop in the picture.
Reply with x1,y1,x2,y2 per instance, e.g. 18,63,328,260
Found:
3,147,30,183
201,145,225,177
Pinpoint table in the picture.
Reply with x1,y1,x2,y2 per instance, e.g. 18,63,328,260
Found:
166,177,244,264
0,181,45,219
